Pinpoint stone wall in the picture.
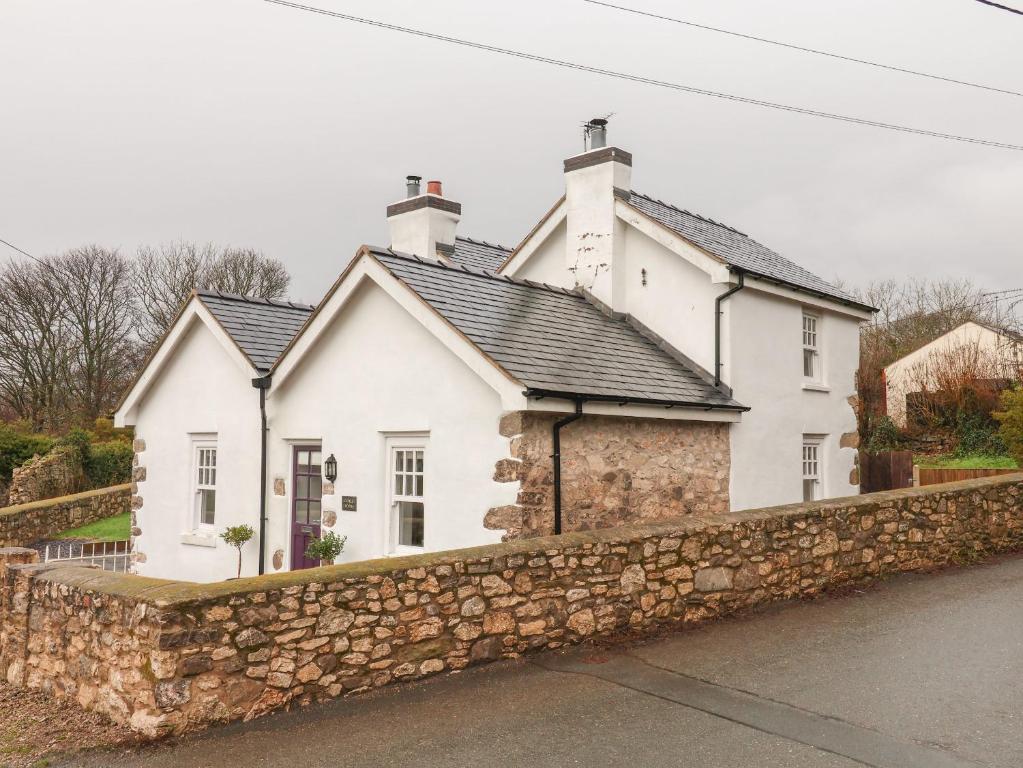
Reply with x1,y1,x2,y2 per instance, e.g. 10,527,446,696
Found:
1,474,1021,737
0,484,131,548
7,445,85,506
487,412,730,540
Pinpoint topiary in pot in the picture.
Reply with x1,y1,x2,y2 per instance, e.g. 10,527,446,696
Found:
220,524,255,578
305,530,347,566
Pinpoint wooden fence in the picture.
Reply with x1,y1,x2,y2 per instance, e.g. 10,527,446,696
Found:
916,467,1021,487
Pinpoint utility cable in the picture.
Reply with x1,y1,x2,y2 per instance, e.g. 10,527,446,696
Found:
583,0,1023,98
974,0,1023,16
261,1,1023,151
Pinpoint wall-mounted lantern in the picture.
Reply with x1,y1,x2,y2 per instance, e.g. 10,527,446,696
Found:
324,453,338,483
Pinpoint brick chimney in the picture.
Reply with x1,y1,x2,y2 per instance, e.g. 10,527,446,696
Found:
386,176,461,261
564,118,632,310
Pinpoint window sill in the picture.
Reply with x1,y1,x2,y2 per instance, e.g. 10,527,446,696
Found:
180,532,217,548
802,382,831,393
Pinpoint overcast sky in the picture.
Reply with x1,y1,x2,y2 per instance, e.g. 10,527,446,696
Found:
3,0,1021,305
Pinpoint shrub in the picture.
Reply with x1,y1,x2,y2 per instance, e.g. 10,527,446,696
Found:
92,418,132,444
866,416,901,453
86,441,133,486
54,427,132,488
994,387,1023,466
953,412,1006,458
0,424,53,484
57,427,92,460
306,531,347,565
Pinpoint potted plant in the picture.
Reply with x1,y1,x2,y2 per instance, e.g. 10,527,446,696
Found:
220,524,254,579
305,531,347,566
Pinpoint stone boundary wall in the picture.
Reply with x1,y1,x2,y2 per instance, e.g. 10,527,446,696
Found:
7,445,85,506
1,475,1021,737
0,484,131,548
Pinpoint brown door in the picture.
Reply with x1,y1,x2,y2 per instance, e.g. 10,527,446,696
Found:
290,445,322,570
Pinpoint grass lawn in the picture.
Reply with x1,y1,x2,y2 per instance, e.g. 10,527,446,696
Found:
55,512,130,541
915,453,1019,470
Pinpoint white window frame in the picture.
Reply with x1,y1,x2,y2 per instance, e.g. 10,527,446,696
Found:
802,311,821,382
802,436,824,502
190,437,218,532
384,435,428,555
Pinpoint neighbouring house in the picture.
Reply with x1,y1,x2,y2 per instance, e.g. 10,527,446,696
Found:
115,120,875,582
884,321,1023,427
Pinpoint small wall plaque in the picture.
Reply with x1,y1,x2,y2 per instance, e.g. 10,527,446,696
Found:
341,496,357,512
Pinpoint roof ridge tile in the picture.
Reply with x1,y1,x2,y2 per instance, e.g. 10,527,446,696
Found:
197,288,315,312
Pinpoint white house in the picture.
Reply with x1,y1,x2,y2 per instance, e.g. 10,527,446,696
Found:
116,120,874,583
884,320,1022,427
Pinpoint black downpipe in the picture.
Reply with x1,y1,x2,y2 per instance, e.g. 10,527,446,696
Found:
714,271,745,388
552,398,584,535
252,375,272,575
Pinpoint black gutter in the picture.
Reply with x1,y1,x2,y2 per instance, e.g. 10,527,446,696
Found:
737,267,877,314
251,375,272,575
523,389,748,412
714,271,745,388
552,398,584,535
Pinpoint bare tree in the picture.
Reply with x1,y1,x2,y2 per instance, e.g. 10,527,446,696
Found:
54,246,138,423
206,247,290,298
0,259,69,429
133,242,290,346
133,242,220,347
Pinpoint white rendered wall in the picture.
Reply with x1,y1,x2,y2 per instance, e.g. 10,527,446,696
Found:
619,225,719,376
728,289,861,510
132,319,261,582
264,280,514,571
509,219,571,287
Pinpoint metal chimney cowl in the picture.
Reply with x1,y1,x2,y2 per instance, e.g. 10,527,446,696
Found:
587,118,608,150
405,175,422,198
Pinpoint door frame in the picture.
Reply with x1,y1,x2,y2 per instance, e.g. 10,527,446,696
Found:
289,442,322,571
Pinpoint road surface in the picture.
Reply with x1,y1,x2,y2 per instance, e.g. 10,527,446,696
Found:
67,555,1023,768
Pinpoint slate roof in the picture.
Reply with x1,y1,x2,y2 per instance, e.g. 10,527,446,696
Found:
449,236,511,272
369,248,746,410
620,190,873,311
197,290,314,372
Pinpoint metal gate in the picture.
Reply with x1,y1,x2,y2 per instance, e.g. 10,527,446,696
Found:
43,540,132,573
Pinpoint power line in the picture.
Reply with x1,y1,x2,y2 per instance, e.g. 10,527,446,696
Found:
262,1,1023,151
974,0,1023,16
583,0,1023,98
0,237,48,268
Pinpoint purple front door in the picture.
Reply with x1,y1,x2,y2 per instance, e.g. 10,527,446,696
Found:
291,445,322,570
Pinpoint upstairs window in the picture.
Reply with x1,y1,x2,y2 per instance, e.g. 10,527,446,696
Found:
802,438,821,502
802,312,820,380
194,441,217,528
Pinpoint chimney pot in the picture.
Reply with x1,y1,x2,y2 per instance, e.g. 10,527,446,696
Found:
426,180,443,196
405,175,422,198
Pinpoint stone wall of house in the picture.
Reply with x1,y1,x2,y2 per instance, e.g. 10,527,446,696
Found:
0,484,131,548
486,412,730,540
7,445,85,506
1,474,1021,737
